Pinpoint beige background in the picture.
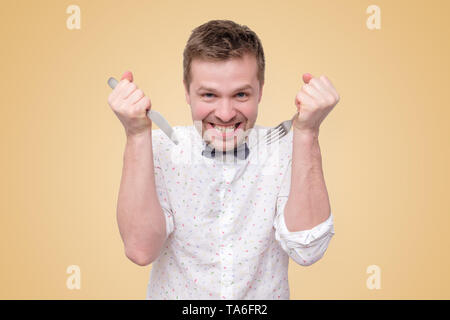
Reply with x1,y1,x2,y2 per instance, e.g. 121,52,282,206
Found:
1,0,449,299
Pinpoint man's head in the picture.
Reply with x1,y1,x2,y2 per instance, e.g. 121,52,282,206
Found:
183,20,265,152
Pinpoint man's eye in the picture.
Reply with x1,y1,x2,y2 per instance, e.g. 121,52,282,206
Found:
203,93,215,98
236,92,247,98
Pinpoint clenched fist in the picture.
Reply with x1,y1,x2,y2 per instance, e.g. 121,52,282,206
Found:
107,71,152,137
293,73,340,136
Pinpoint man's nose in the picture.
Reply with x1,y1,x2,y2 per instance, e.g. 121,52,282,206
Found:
215,100,237,123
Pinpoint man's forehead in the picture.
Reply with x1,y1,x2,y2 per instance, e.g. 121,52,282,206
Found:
189,54,259,92
191,55,257,74
191,64,258,90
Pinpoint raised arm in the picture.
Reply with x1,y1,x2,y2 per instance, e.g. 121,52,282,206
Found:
108,71,167,266
284,73,339,231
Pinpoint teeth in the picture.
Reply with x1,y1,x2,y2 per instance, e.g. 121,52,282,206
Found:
215,126,234,133
212,123,238,133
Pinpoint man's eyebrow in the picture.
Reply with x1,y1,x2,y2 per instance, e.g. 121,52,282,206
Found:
196,85,253,93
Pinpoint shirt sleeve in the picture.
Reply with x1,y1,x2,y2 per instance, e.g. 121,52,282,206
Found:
153,142,175,240
273,159,335,266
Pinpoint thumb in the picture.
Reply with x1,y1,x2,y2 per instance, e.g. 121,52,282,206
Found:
302,73,313,84
121,70,134,82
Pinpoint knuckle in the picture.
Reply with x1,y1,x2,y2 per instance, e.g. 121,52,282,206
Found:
130,107,142,118
127,82,137,92
133,105,143,114
117,100,129,111
111,99,122,110
318,98,327,106
326,94,335,104
124,108,135,118
119,79,129,88
118,98,128,108
117,80,129,91
107,94,114,106
127,108,136,117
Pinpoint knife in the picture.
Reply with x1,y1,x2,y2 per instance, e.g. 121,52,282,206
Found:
107,77,179,145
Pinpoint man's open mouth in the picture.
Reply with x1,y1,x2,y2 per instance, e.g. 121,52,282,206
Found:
206,122,243,138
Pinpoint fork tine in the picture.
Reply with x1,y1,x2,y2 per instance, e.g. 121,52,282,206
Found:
264,124,284,141
260,118,293,147
265,128,287,145
265,130,284,145
267,119,292,145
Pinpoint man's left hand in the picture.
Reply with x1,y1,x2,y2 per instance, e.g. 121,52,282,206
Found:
292,73,340,136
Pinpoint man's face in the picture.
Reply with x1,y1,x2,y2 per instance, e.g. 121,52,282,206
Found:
184,53,263,152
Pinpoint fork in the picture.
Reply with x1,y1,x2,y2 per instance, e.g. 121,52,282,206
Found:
263,112,298,146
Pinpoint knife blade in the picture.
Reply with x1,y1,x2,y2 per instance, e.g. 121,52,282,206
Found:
107,77,179,145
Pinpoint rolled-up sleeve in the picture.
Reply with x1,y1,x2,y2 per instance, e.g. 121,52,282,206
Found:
273,159,335,266
153,142,175,240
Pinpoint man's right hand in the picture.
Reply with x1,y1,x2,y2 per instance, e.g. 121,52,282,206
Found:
108,71,152,137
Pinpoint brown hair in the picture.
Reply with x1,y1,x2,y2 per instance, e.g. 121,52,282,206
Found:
183,19,265,92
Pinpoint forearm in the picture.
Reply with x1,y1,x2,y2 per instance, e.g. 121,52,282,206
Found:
283,130,331,232
116,130,166,265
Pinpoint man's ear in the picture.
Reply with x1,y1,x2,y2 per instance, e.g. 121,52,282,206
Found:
183,80,191,105
257,82,264,104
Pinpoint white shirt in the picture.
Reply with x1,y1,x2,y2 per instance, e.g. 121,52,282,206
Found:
146,124,335,300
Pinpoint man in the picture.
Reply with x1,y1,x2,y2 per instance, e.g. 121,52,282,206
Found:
108,20,340,299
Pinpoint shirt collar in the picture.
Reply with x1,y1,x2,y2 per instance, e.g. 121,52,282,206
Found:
201,142,250,160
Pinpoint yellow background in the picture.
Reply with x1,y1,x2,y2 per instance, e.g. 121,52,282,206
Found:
1,0,449,299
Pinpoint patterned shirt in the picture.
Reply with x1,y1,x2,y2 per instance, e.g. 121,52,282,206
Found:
146,124,335,299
